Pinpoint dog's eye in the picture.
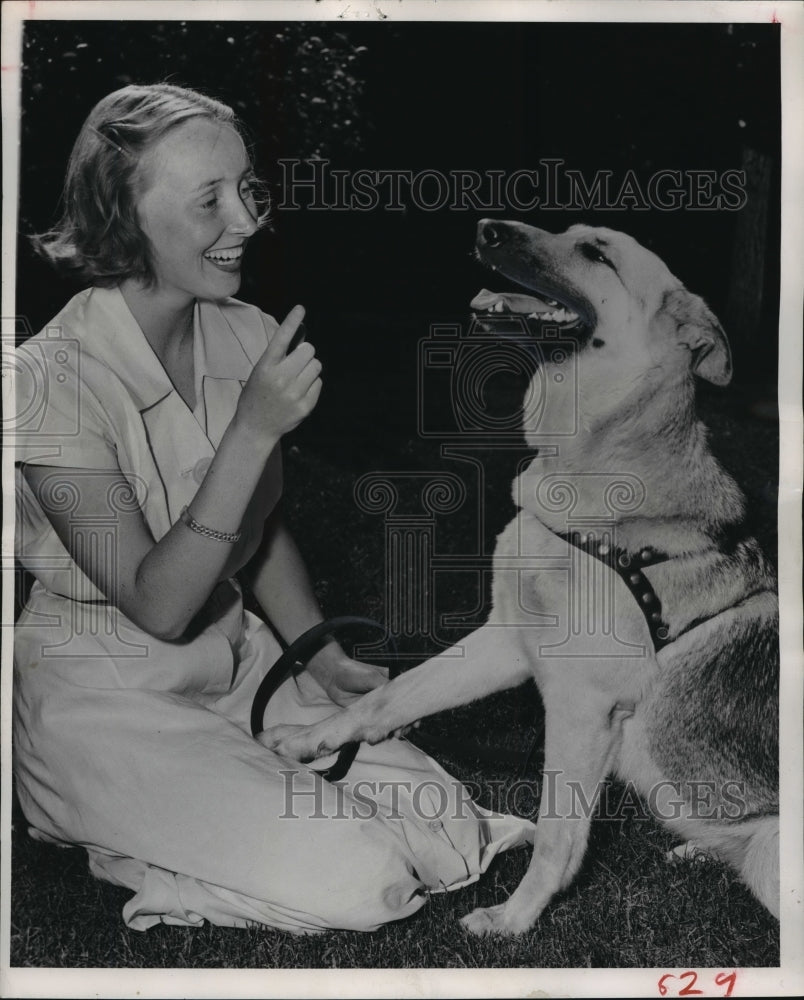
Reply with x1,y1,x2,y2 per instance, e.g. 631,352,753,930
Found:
579,242,613,268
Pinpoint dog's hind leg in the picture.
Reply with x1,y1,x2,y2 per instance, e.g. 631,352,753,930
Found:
700,815,779,917
740,816,779,917
665,817,779,917
461,693,633,936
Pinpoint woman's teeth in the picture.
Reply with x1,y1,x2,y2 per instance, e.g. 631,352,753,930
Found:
204,247,243,265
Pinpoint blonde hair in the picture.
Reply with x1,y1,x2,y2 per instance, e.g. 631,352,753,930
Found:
31,83,268,286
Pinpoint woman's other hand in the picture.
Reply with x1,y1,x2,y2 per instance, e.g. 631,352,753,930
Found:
302,644,421,738
305,645,389,707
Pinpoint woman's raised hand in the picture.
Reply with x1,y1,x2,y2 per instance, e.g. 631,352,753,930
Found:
235,306,322,447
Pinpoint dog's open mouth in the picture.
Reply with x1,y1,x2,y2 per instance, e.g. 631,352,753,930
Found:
471,287,584,328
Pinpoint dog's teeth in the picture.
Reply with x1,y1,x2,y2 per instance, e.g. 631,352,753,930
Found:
528,306,581,325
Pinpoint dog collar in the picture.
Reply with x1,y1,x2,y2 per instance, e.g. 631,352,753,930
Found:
558,530,673,651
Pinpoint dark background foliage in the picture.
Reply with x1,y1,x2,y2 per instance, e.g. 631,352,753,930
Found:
17,19,780,469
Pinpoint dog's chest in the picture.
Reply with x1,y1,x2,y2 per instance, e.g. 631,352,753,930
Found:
491,510,657,660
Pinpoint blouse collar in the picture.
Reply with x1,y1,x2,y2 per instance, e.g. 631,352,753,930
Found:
74,285,255,411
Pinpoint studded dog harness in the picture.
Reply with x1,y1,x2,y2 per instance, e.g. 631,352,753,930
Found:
559,530,673,651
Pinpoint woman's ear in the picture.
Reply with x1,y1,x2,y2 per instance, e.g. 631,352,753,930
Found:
662,288,733,386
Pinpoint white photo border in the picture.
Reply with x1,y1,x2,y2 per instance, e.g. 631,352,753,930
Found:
2,2,802,997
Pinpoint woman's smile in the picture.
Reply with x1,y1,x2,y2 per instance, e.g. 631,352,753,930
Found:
203,243,246,272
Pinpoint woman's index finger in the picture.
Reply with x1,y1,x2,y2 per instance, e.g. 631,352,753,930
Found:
261,305,306,361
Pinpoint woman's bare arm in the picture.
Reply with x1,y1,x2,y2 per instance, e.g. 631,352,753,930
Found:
23,306,320,640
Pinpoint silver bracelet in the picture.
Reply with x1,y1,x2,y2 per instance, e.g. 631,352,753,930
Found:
179,505,242,544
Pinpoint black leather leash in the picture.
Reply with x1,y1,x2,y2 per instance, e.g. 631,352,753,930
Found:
250,616,545,781
250,616,393,782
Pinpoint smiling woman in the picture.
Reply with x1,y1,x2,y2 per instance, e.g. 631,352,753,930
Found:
31,85,269,287
13,82,533,935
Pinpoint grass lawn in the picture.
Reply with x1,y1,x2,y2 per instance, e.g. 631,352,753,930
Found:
9,391,781,969
10,755,779,968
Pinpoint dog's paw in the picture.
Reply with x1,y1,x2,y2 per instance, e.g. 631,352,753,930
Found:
258,723,326,762
665,841,717,865
460,903,530,936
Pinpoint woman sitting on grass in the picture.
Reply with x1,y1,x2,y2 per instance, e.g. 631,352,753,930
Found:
13,83,531,933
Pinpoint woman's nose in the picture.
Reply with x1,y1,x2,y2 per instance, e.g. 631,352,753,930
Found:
227,198,258,236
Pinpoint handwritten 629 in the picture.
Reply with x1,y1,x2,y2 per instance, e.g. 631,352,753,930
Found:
658,970,738,997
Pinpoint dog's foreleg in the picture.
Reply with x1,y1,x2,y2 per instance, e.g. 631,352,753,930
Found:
461,691,632,935
261,624,532,761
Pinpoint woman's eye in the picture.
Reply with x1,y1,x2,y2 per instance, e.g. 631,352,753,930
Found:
200,196,218,211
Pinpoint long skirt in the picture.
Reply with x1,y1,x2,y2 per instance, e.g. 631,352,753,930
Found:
13,582,533,933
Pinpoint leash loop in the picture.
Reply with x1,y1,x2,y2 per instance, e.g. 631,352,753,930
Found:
251,616,393,782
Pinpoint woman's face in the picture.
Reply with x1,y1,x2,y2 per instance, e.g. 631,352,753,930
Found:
134,117,259,305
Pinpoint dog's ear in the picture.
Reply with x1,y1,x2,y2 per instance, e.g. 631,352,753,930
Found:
662,288,732,386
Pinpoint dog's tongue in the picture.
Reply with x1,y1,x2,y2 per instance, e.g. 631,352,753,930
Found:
470,288,554,315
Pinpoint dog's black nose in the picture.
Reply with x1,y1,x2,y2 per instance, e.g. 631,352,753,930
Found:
477,219,508,249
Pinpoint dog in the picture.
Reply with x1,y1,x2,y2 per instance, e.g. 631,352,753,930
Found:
263,221,779,934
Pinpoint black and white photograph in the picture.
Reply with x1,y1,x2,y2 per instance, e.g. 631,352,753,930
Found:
1,1,802,996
